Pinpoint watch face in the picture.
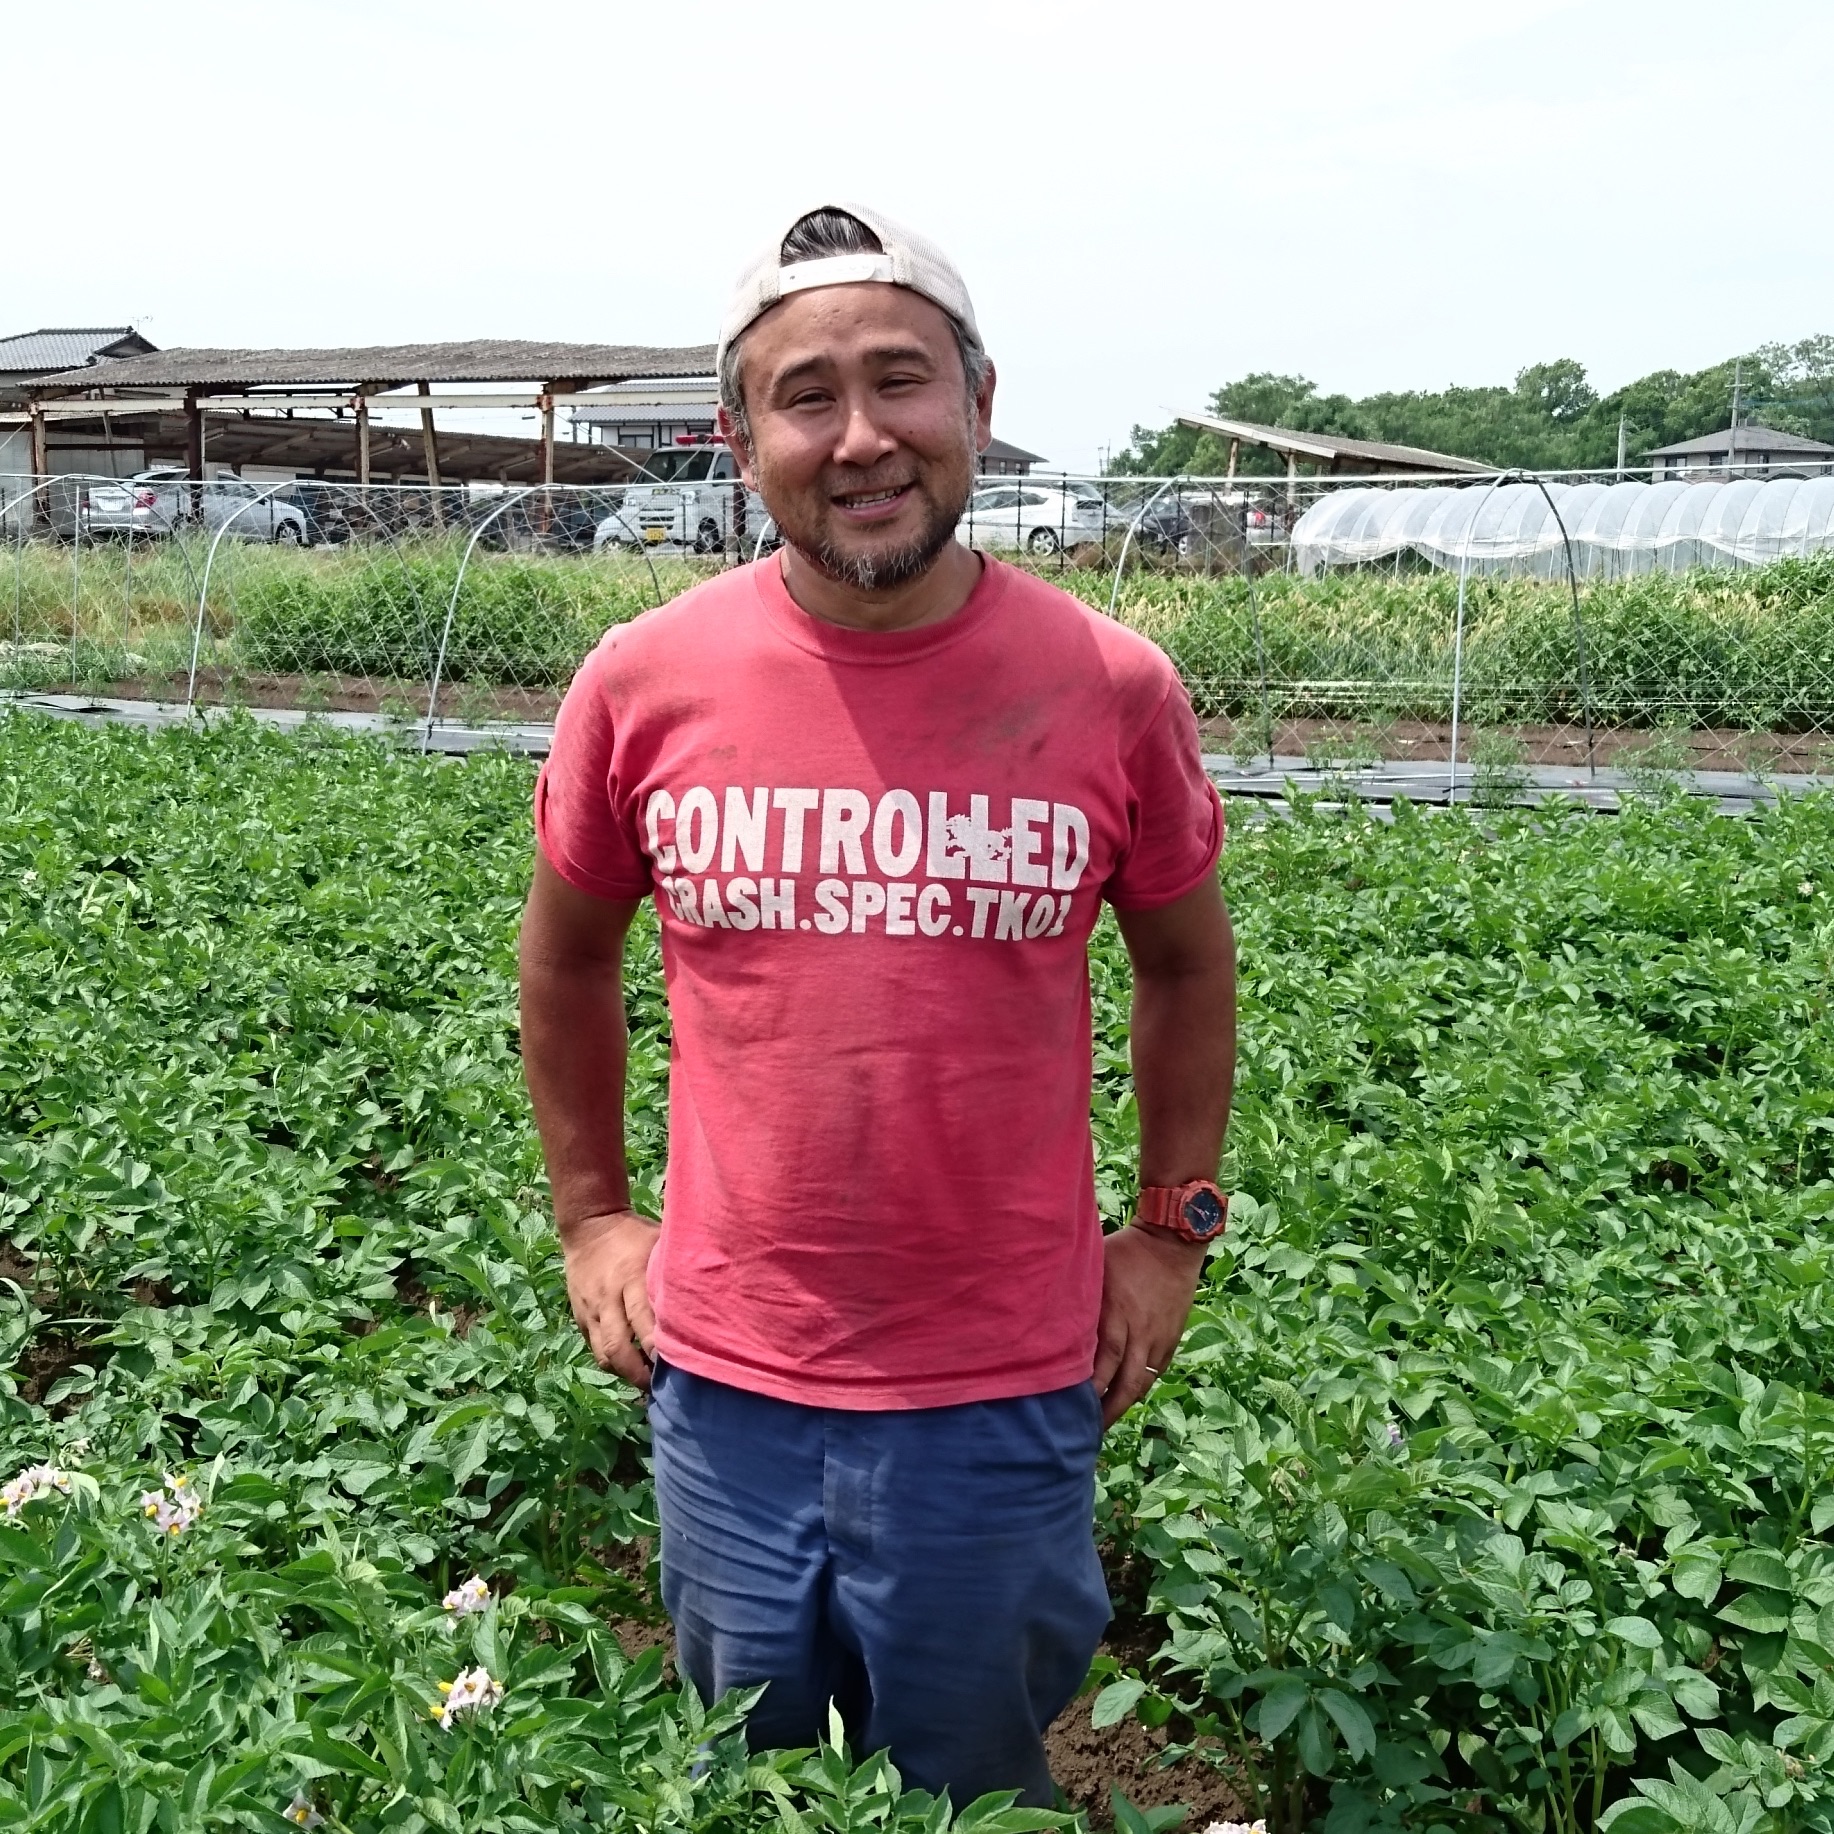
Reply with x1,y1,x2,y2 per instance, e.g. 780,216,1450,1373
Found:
1181,1188,1226,1238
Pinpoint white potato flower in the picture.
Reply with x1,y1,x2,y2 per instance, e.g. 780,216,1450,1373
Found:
3,1463,72,1518
1201,1823,1268,1834
433,1664,504,1729
139,1472,203,1537
442,1574,491,1617
283,1795,325,1829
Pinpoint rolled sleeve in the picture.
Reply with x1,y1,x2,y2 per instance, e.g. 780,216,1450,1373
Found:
534,655,654,900
1103,674,1224,912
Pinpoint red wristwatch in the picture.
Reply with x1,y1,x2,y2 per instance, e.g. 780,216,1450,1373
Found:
1131,1180,1229,1245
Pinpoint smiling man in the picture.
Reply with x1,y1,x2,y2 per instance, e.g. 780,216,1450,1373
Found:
519,205,1234,1805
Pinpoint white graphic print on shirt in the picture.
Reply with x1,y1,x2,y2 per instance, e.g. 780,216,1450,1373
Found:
644,786,1091,942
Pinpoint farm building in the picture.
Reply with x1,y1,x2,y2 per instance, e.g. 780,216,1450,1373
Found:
0,326,155,406
0,326,159,474
13,342,1046,489
8,340,716,494
1176,412,1489,481
1647,422,1834,480
569,378,721,450
978,437,1044,476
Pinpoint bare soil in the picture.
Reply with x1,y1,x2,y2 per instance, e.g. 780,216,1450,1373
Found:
1043,1598,1251,1828
15,1333,100,1410
1045,1700,1247,1829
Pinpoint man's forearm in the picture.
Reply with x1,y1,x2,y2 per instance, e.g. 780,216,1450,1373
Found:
1128,913,1235,1190
519,950,634,1235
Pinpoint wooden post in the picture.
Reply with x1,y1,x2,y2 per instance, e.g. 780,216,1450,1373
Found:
26,404,45,531
417,380,444,526
540,391,556,486
356,395,371,487
1225,438,1239,483
1286,450,1297,506
185,391,204,523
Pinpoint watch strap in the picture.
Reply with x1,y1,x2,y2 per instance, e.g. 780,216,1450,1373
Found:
1134,1185,1180,1230
1132,1179,1228,1243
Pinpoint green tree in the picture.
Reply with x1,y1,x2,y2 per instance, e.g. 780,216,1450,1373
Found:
1107,342,1827,475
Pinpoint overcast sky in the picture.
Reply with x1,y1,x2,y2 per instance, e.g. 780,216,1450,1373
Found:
9,0,1831,471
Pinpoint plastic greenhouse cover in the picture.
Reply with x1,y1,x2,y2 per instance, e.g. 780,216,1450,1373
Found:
1291,475,1834,576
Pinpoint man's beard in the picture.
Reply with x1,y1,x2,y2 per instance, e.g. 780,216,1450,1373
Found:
758,454,975,595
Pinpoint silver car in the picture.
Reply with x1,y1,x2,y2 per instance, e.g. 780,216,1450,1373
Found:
956,482,1109,556
71,468,311,543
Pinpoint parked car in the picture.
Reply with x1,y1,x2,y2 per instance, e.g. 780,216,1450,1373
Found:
956,482,1108,556
1127,490,1287,560
474,493,604,554
68,469,311,543
595,445,767,554
290,482,354,546
1127,495,1198,556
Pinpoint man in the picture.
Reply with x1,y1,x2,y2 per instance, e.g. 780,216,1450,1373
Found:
520,203,1234,1807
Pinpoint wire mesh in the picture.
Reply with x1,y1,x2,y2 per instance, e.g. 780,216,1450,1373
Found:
4,466,1833,779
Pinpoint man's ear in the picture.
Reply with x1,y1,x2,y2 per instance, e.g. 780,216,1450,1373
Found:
973,360,997,456
717,405,757,490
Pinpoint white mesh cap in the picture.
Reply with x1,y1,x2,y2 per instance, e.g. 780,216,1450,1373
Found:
717,202,980,371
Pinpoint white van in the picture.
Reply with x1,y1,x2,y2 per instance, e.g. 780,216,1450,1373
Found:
595,445,769,555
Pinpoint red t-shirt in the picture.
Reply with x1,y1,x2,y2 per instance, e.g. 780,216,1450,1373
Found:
536,553,1223,1409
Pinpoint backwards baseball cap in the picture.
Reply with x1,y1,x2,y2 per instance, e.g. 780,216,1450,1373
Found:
717,202,981,373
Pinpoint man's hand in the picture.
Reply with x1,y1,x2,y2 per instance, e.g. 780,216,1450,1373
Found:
560,1209,660,1387
1093,1224,1208,1428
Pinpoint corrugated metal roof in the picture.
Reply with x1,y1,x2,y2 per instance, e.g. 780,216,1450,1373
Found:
1646,422,1834,457
9,406,640,485
575,376,719,399
0,327,147,375
1177,413,1489,475
30,340,718,391
572,382,721,424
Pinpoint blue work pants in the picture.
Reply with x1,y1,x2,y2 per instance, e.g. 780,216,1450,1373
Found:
648,1359,1110,1807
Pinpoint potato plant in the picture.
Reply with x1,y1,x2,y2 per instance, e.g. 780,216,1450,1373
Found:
1097,792,1834,1834
2,715,1833,1833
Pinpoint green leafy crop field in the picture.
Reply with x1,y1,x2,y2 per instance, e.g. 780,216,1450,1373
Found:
2,716,1833,1834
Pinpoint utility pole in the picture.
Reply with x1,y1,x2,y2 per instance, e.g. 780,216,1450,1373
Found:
1728,358,1742,475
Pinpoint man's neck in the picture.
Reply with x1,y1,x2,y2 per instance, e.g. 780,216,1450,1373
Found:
778,540,984,634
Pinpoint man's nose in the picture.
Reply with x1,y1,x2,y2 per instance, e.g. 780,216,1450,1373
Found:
831,400,897,469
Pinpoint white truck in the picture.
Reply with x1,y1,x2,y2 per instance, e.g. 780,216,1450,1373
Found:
594,444,771,555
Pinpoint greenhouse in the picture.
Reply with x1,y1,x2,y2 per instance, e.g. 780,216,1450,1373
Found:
1290,474,1834,577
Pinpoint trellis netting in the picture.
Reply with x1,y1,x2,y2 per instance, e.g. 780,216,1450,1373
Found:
1292,476,1834,578
7,470,1834,778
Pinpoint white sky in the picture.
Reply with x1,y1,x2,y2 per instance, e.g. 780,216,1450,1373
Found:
9,0,1831,471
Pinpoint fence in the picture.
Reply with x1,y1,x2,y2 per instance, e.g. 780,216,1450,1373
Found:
5,469,1834,783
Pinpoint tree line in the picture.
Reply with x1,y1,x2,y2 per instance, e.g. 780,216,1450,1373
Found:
1109,335,1834,476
